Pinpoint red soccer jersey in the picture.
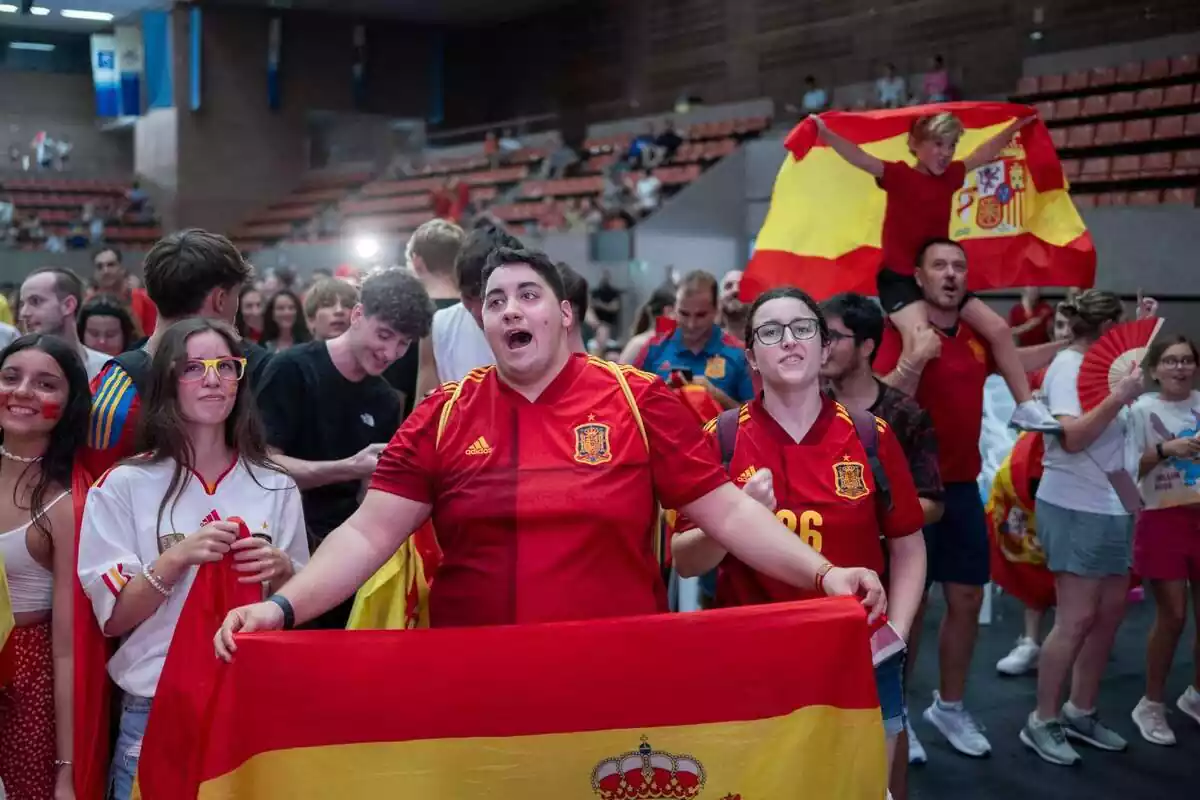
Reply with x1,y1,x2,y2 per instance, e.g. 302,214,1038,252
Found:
675,398,924,608
370,354,729,628
877,160,967,276
1008,300,1054,347
874,321,994,483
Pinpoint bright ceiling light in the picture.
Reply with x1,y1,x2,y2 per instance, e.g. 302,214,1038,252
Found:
0,5,19,13
30,6,51,15
9,41,56,51
353,236,381,260
61,9,114,20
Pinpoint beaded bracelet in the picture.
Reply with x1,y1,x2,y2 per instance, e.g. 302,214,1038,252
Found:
143,564,171,597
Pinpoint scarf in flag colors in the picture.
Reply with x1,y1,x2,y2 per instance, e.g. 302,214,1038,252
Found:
743,102,1096,302
141,597,885,799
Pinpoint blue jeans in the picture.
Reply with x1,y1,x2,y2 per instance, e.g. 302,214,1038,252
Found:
875,653,907,738
107,694,152,800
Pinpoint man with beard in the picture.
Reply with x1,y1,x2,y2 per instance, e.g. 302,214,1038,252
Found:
718,270,748,339
873,238,1057,761
90,247,157,336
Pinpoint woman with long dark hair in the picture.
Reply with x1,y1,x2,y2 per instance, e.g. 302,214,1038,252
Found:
77,318,309,800
1129,334,1200,744
77,295,136,358
234,286,265,344
0,334,91,800
260,289,311,353
1020,290,1144,765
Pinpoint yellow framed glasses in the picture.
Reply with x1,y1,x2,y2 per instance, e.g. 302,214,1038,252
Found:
180,357,247,383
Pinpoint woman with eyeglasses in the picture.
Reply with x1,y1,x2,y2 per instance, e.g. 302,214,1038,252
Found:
1128,335,1200,745
671,287,927,782
77,318,309,800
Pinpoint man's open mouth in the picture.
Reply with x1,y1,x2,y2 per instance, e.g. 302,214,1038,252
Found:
505,330,533,349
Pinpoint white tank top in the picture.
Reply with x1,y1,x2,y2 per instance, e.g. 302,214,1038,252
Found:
431,302,494,383
0,491,71,614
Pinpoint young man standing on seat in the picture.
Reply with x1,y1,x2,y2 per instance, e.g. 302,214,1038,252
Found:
813,111,1056,434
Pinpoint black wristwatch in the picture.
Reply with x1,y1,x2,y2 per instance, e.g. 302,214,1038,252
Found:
266,594,295,630
1156,442,1166,461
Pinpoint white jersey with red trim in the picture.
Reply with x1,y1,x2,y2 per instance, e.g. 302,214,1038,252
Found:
77,455,309,697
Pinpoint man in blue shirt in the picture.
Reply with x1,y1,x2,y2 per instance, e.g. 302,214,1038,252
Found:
631,270,755,410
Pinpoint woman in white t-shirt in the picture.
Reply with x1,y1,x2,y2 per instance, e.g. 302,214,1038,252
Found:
1020,290,1144,766
1127,335,1200,744
78,319,309,800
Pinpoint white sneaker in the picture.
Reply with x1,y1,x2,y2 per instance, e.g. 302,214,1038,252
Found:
906,719,927,765
997,636,1040,676
1131,697,1176,745
1011,400,1062,433
1178,686,1200,727
923,692,992,757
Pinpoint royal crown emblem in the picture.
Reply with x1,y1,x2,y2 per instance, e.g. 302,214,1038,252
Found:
591,737,706,799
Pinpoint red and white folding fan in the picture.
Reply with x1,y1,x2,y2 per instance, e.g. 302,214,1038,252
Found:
1077,317,1163,411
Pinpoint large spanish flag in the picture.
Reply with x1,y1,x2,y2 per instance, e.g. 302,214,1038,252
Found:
141,598,885,799
744,102,1096,301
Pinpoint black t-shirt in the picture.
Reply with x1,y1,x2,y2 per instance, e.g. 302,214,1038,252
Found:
384,297,460,418
589,284,621,326
257,340,401,544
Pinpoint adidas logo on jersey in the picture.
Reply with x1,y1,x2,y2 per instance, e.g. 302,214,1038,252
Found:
465,437,493,456
200,509,221,526
735,466,757,484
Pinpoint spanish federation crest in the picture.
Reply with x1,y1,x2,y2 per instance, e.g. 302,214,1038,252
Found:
574,421,613,466
954,151,1029,239
833,456,870,501
591,737,708,799
704,356,727,380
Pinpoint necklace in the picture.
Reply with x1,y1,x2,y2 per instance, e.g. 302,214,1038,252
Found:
0,444,42,464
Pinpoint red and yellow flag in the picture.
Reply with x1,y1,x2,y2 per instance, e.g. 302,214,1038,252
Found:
744,102,1096,301
986,433,1056,612
142,598,885,799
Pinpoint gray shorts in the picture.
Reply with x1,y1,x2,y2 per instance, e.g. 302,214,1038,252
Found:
1035,498,1133,577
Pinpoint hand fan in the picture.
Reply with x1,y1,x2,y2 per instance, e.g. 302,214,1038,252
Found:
1077,317,1163,411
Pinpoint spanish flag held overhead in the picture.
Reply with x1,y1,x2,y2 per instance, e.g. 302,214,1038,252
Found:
142,598,886,799
743,102,1096,302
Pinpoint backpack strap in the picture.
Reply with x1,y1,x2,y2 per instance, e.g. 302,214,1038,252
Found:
714,407,741,468
847,408,893,514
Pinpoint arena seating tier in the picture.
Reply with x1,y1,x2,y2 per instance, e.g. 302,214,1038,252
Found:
1,176,162,249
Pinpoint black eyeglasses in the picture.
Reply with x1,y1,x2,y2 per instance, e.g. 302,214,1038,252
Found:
752,318,820,346
1159,357,1196,369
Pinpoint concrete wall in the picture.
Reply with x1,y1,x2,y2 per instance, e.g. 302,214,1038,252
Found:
0,71,134,175
134,109,179,230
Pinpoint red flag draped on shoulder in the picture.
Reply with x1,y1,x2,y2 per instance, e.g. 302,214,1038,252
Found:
139,597,886,799
72,461,111,800
743,102,1096,302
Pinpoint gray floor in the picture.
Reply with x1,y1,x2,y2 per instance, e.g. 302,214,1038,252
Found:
908,589,1197,799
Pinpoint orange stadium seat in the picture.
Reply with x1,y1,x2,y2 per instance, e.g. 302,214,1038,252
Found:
1129,189,1162,206
1117,61,1144,84
1173,150,1200,175
1064,70,1090,91
1081,94,1109,117
1163,187,1197,205
1079,157,1111,181
1066,125,1096,148
1040,74,1065,93
1163,84,1195,107
1094,121,1124,146
1050,128,1069,149
1122,118,1154,142
281,187,346,205
1139,151,1173,176
1054,98,1081,120
1143,59,1171,81
1089,66,1117,88
1107,91,1136,113
1060,159,1081,181
1110,154,1141,178
250,205,319,223
1170,54,1198,76
1017,76,1040,96
1186,113,1200,136
1153,115,1186,139
235,222,294,239
1073,194,1097,209
343,211,433,233
1034,101,1056,121
342,195,432,215
1136,88,1165,110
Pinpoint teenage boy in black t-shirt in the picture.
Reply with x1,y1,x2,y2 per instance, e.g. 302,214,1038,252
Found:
257,267,435,628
